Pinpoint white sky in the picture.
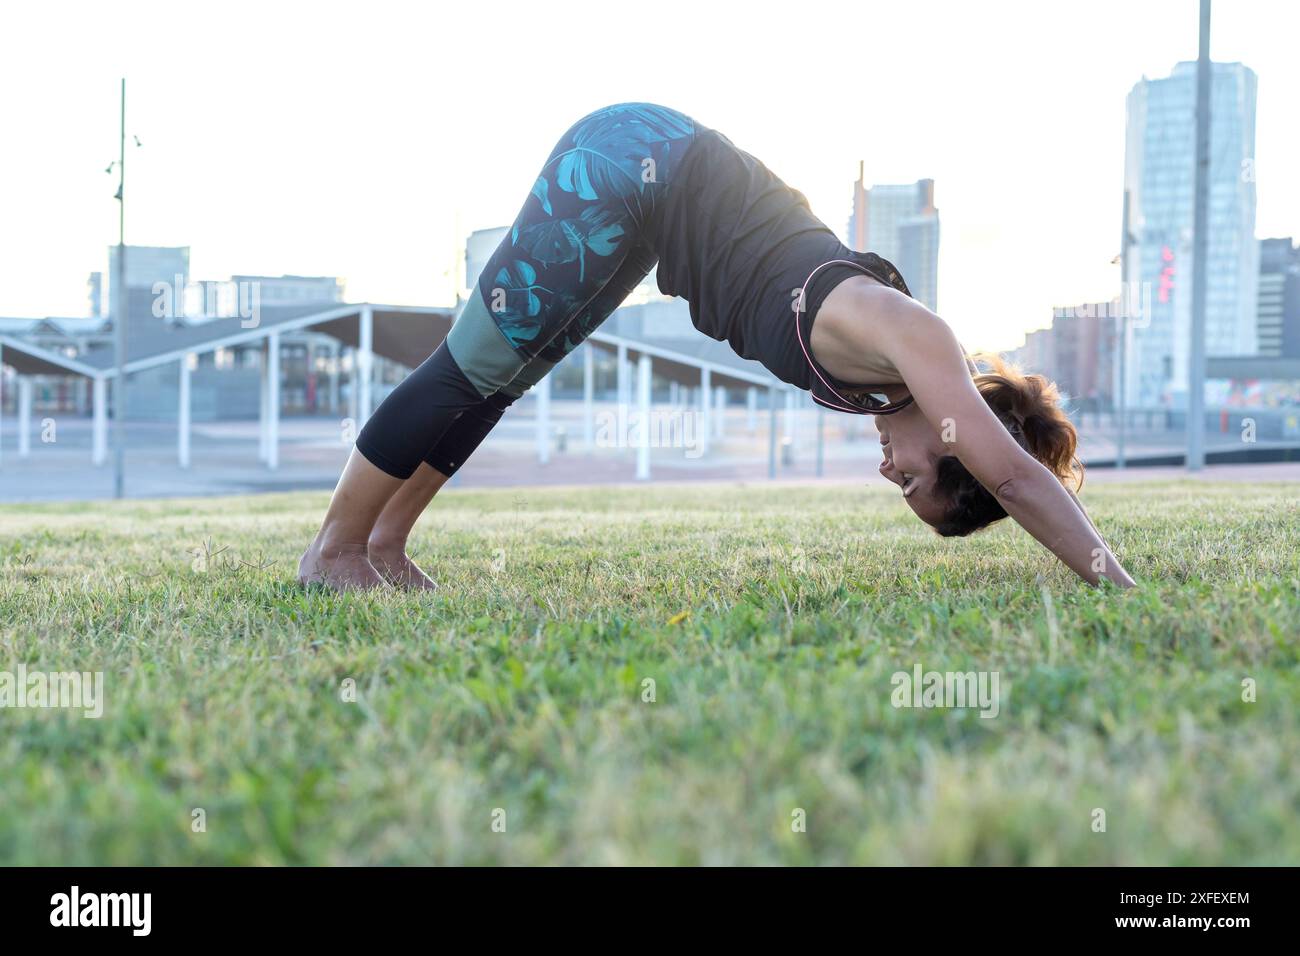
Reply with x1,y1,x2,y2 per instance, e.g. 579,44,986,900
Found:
1,0,1296,351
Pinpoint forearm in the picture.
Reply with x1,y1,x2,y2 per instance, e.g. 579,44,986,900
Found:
998,467,1135,587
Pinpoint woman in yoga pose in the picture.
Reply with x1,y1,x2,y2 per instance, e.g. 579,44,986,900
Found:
299,103,1135,591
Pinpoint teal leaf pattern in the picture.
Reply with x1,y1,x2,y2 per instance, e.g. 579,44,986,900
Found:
481,104,694,356
550,104,694,207
530,176,552,216
517,206,626,282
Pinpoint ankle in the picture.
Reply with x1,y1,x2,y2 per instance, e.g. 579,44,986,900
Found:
367,534,407,556
314,525,373,559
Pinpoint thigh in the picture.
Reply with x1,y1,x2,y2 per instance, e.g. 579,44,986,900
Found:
473,104,693,361
534,240,658,366
494,239,657,399
423,242,656,475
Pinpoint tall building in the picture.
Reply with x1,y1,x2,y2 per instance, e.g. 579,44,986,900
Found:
106,244,190,323
1120,61,1258,408
1257,237,1300,359
106,244,190,290
190,274,344,320
847,169,940,311
86,271,104,318
1006,301,1118,413
229,274,345,307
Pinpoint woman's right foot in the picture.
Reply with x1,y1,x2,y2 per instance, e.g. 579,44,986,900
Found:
367,543,438,591
297,538,386,591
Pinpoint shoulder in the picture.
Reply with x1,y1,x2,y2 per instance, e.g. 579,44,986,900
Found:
811,276,947,384
816,276,948,355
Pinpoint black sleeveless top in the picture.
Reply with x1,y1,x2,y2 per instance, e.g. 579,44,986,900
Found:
653,124,915,415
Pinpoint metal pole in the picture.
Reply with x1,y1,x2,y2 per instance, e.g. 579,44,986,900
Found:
267,332,281,470
636,354,651,480
92,375,107,465
536,372,551,465
17,377,31,458
582,343,594,449
358,305,374,425
258,341,270,462
767,385,778,479
346,347,358,425
616,342,628,409
113,77,127,498
784,390,797,451
1187,0,1212,471
329,340,340,413
815,402,825,477
699,367,711,455
1117,189,1130,469
178,355,191,468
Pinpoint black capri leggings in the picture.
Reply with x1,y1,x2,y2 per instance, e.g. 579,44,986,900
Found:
354,104,696,479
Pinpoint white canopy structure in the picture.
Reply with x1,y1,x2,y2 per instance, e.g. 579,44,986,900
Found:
2,298,800,481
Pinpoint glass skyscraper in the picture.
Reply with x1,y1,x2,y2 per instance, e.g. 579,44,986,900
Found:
1121,61,1258,409
847,169,940,313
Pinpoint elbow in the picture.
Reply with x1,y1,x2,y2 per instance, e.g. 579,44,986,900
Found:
991,474,1024,507
988,455,1053,508
991,460,1057,510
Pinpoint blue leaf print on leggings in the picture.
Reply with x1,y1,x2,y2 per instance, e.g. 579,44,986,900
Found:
484,104,696,357
549,104,695,202
493,260,553,345
517,206,626,282
530,176,552,216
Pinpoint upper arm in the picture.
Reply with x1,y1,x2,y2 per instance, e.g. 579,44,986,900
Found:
881,300,1041,498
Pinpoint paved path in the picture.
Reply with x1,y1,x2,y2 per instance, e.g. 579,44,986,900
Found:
1,404,1296,502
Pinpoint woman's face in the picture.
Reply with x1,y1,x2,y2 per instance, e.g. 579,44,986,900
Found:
875,405,950,527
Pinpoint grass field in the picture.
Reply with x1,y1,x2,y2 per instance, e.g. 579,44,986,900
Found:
1,480,1297,865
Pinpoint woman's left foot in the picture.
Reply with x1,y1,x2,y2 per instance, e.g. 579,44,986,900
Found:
368,544,438,591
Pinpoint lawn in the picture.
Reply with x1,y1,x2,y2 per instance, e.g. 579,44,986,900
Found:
0,480,1297,865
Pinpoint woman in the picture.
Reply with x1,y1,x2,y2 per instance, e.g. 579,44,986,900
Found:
299,103,1135,591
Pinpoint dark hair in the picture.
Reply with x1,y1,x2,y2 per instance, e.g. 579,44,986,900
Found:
932,354,1083,538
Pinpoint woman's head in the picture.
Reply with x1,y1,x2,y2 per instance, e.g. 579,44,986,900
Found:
875,354,1082,535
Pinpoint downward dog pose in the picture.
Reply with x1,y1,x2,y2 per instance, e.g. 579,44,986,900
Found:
299,103,1135,591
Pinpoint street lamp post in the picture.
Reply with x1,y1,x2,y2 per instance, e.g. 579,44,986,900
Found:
1187,0,1212,471
112,77,128,498
1116,189,1131,470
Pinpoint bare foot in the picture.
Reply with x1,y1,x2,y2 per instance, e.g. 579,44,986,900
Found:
368,542,438,591
297,538,386,591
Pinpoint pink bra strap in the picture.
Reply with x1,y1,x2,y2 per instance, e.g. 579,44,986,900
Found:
793,259,902,414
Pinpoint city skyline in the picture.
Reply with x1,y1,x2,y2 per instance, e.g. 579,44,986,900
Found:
2,1,1298,353
1121,60,1259,409
847,173,941,312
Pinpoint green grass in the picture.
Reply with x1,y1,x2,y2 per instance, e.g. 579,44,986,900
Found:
0,480,1297,865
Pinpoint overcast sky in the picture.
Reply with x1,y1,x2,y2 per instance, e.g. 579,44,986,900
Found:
1,0,1295,350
